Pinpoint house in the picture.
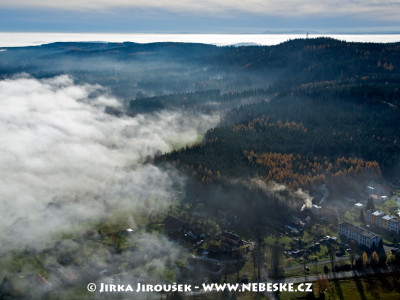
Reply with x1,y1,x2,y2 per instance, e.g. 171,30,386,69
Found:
366,185,375,194
309,242,321,252
220,231,241,246
375,211,386,227
285,225,300,235
366,210,400,234
366,184,391,197
365,210,385,226
388,217,400,234
370,194,383,203
338,222,382,249
382,215,393,229
291,249,306,257
354,203,364,209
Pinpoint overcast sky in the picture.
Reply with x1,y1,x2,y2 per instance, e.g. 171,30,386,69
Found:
0,0,400,34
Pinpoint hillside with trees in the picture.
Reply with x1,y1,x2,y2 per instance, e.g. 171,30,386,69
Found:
153,39,400,191
1,38,399,190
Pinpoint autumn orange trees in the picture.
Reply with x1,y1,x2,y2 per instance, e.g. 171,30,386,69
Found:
244,150,380,189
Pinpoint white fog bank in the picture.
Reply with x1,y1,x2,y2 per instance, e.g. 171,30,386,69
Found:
0,33,400,48
0,75,220,252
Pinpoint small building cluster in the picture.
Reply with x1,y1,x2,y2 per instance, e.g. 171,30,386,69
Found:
338,222,382,249
220,231,242,246
365,209,400,234
366,184,390,204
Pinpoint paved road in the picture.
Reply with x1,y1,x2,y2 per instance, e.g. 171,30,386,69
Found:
181,267,398,299
279,270,356,284
284,255,359,271
278,267,398,284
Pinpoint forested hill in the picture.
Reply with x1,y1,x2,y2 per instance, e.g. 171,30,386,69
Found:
150,39,400,190
1,38,400,100
1,38,400,190
216,38,400,76
156,91,399,189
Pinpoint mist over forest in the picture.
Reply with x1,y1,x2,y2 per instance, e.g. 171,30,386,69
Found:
0,38,400,299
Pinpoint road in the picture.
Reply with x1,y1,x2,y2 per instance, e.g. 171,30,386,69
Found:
278,266,398,284
284,255,359,271
181,267,399,299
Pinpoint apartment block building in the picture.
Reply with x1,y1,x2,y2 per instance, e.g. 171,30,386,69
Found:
338,222,382,249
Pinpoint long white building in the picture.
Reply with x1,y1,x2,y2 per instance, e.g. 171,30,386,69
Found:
338,222,382,249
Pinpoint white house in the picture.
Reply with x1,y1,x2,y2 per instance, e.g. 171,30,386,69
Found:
354,203,364,209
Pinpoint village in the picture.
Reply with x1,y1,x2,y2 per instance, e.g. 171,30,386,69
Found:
1,180,400,299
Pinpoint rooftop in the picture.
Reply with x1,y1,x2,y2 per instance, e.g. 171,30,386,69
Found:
368,210,399,222
339,222,380,239
372,210,385,217
382,215,393,221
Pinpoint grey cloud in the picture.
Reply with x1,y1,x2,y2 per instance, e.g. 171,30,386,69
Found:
1,0,400,21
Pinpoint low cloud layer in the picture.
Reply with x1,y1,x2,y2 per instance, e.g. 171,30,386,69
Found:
0,74,220,253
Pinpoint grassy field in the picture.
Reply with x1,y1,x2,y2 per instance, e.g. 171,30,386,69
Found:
376,197,399,215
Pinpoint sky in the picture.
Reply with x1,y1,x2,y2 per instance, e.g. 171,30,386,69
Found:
0,0,400,33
